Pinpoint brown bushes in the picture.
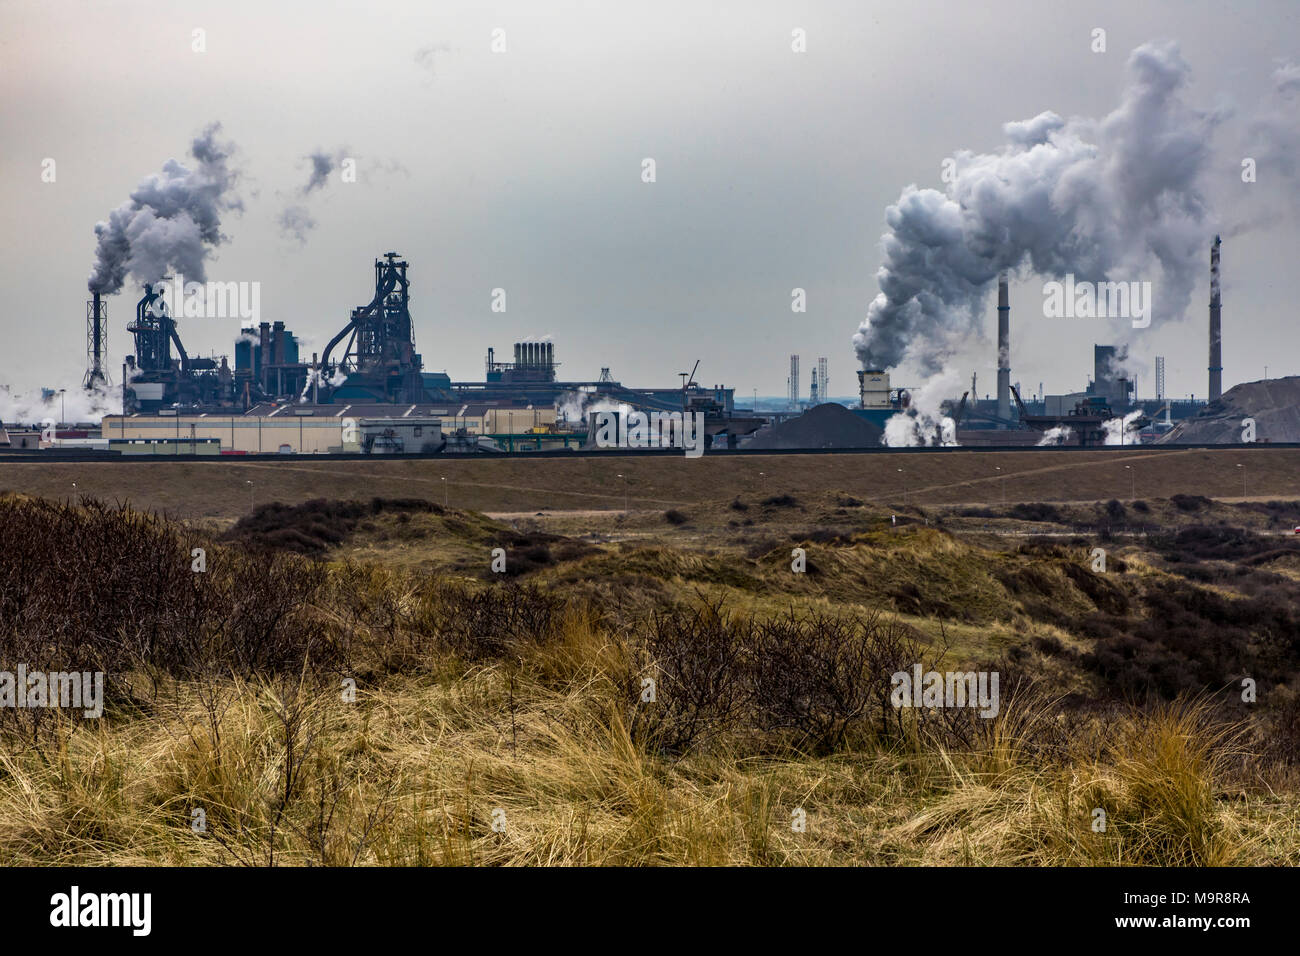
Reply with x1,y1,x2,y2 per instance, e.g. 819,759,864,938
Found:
625,600,923,756
0,496,334,681
224,497,443,555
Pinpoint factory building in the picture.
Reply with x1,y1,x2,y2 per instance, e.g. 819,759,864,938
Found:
75,251,759,453
854,240,1231,446
100,400,564,455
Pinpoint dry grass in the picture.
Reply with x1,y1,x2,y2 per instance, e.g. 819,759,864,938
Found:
1,664,1295,866
2,493,1298,866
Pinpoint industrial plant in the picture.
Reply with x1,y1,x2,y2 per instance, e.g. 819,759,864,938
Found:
29,250,764,456
4,231,1295,456
838,236,1290,449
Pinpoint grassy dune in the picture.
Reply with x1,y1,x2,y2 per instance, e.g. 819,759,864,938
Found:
1,492,1298,866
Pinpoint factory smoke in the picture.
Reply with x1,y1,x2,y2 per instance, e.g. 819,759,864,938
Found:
279,148,354,243
853,41,1219,379
881,368,961,447
87,124,242,295
0,382,121,426
1230,60,1300,233
1036,426,1073,447
556,387,620,424
1102,410,1145,445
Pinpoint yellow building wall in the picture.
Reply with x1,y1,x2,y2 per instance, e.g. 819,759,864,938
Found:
101,416,347,454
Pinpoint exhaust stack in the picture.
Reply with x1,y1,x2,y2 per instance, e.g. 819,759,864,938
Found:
996,273,1010,425
1209,236,1222,403
83,291,109,389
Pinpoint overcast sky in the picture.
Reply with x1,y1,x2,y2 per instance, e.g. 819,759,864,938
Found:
2,0,1296,406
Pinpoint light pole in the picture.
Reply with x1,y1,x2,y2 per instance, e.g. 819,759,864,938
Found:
995,466,1005,507
898,467,906,507
246,480,254,513
58,388,66,426
1237,463,1245,498
441,476,448,508
617,473,628,512
1125,465,1134,499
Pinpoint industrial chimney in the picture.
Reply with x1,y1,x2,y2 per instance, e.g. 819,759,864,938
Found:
1209,236,1222,403
996,273,1011,425
82,291,109,389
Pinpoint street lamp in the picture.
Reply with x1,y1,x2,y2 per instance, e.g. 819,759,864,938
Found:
1236,463,1245,498
616,473,628,512
440,476,448,508
246,480,254,513
897,467,906,507
1124,464,1134,500
995,466,1005,507
58,388,66,426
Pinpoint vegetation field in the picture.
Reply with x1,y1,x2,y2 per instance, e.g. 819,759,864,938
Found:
1,476,1298,865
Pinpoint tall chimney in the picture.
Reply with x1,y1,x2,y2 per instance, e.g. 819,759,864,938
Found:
996,273,1011,425
1209,236,1222,403
83,291,108,389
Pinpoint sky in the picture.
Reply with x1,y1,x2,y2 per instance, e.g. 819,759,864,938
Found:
1,0,1297,413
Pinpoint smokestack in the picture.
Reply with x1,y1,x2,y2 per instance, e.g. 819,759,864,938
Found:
1209,235,1222,403
259,321,271,391
83,291,108,389
91,292,103,377
996,273,1011,424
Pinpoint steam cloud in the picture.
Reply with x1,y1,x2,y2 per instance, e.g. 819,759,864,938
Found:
853,42,1220,378
278,148,347,243
0,382,122,427
87,124,242,295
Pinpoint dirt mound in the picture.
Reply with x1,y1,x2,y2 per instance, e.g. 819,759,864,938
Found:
744,403,884,450
1159,376,1300,444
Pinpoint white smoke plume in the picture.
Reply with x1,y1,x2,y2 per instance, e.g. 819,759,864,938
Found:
298,368,324,403
1036,425,1073,446
88,124,242,294
1102,409,1145,445
0,382,122,427
881,367,961,447
555,387,619,424
854,42,1220,380
1235,60,1300,229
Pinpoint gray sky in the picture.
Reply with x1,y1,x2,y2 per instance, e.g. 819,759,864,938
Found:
2,0,1297,408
